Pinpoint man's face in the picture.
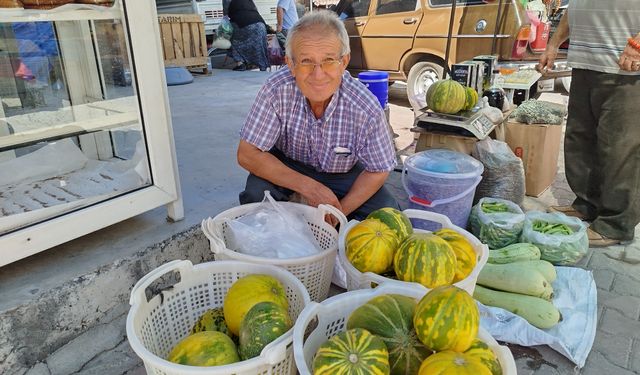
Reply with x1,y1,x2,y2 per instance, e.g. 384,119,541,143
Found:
286,29,350,106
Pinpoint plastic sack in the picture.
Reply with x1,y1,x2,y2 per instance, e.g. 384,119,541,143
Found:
267,35,284,66
225,191,321,259
217,16,233,40
472,138,526,206
478,266,597,368
469,197,525,249
520,211,589,265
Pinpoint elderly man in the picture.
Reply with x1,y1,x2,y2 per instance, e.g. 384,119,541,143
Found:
237,10,398,221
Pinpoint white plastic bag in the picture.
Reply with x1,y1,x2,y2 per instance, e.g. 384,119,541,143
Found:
478,266,597,368
521,211,589,265
225,191,321,258
469,197,525,249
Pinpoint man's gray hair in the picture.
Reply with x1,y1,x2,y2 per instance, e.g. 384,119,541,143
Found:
285,10,350,59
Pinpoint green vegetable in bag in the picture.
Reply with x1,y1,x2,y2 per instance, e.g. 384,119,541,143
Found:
532,220,574,235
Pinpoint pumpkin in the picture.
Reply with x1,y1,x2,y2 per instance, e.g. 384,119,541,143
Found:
366,207,413,243
393,233,457,289
413,285,479,352
425,79,467,114
239,301,292,360
223,274,289,336
433,228,477,283
312,328,390,375
347,294,431,375
463,86,479,111
464,338,503,375
418,351,492,375
190,307,232,337
167,331,239,366
346,218,400,274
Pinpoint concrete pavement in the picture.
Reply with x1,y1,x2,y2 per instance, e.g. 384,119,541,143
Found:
1,67,639,374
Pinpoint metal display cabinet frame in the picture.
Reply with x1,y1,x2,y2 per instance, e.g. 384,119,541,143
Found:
0,0,184,267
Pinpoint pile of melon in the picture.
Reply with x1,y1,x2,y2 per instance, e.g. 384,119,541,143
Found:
166,274,292,367
345,207,478,288
312,285,502,375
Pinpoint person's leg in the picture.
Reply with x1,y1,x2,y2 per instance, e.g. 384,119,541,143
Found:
269,149,399,220
564,69,599,219
239,173,292,204
589,73,640,241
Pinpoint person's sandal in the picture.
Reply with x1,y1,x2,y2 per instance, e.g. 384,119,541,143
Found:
548,205,589,221
232,63,247,71
587,228,621,247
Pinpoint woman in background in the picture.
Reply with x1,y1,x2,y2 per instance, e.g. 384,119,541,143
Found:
227,0,269,71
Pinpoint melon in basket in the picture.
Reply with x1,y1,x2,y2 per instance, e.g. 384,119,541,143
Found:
418,350,492,375
347,294,430,375
393,233,457,289
223,274,289,336
346,218,400,274
366,207,413,243
167,331,239,367
239,301,292,360
312,328,390,375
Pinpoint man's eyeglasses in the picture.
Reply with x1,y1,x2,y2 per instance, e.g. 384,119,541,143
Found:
294,58,344,74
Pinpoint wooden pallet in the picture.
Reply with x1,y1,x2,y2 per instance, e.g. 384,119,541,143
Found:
158,14,209,74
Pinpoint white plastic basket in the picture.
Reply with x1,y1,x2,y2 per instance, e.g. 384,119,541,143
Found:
292,283,517,375
126,259,311,375
201,202,346,302
338,209,489,294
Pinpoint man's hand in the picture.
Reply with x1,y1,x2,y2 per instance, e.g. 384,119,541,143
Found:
300,180,342,211
618,35,640,71
537,47,558,73
276,25,283,33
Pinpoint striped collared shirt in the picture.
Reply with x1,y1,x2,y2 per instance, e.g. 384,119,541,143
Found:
567,0,640,75
240,68,396,173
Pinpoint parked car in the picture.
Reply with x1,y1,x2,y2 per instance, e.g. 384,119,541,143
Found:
333,0,567,108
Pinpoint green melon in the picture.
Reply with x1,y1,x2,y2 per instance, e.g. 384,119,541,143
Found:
464,338,502,375
463,86,479,111
426,79,467,114
366,207,413,243
312,328,390,375
167,331,239,367
413,285,480,353
347,294,430,375
190,307,231,337
393,233,457,289
239,301,292,360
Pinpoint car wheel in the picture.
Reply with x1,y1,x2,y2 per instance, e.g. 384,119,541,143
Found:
406,61,444,111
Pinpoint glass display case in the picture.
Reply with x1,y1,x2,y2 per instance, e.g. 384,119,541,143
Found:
0,0,183,266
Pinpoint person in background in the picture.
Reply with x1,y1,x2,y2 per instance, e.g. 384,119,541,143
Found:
538,0,640,247
275,0,299,49
226,0,269,71
236,10,398,222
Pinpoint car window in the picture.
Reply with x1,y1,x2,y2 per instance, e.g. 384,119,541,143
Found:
429,0,485,6
335,0,372,18
375,0,419,15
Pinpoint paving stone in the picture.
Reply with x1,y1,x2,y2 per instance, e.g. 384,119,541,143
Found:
122,365,145,375
591,331,633,369
581,349,636,375
612,274,640,299
597,289,640,320
592,269,615,291
600,309,640,340
24,363,49,375
46,315,126,375
588,251,640,275
76,340,140,375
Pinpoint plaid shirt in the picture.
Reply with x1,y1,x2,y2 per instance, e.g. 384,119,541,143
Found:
240,68,396,173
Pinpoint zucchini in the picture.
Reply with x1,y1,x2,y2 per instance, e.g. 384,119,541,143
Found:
488,243,541,264
477,263,550,298
517,260,557,283
474,285,562,329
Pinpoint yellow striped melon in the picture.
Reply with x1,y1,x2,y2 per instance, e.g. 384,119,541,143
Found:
393,233,456,289
312,328,390,375
346,218,400,274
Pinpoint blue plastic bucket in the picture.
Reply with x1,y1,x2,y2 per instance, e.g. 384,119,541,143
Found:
358,71,389,109
402,149,484,231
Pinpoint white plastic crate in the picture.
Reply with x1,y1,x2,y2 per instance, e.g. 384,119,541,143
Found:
202,202,346,302
338,209,489,294
126,259,311,375
292,283,517,375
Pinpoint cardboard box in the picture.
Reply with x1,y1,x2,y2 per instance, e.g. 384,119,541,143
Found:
412,127,479,155
504,121,563,197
